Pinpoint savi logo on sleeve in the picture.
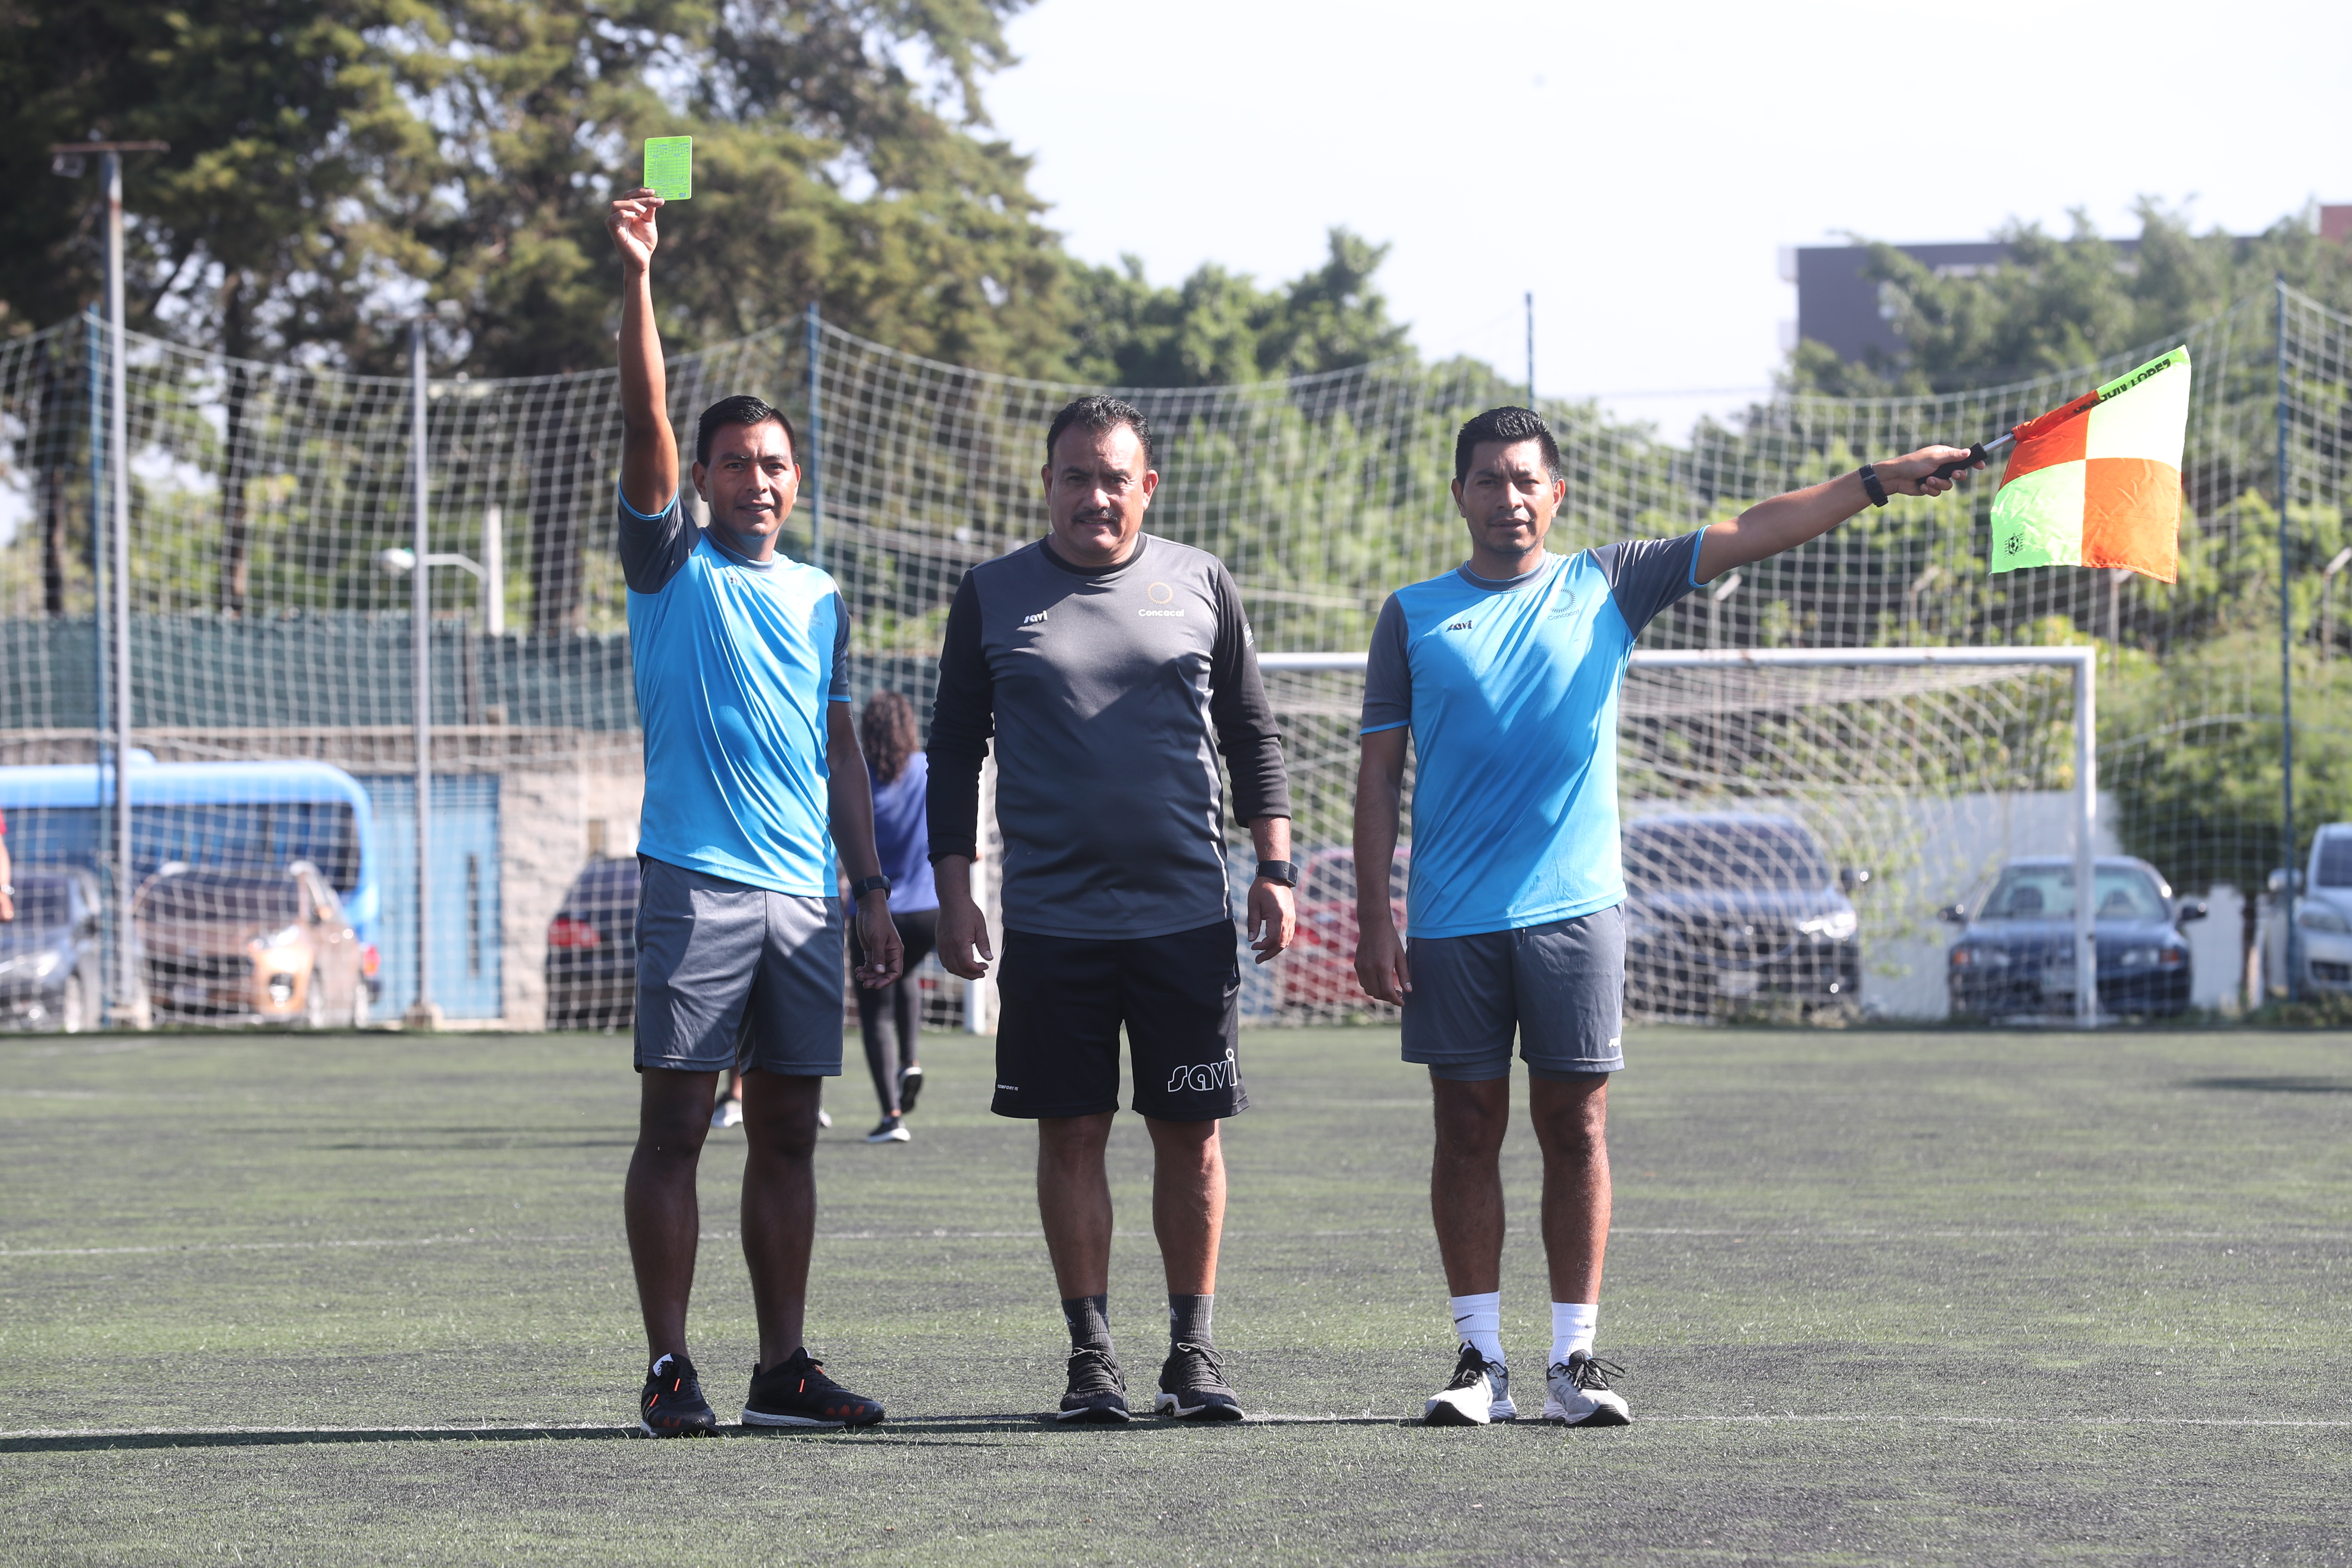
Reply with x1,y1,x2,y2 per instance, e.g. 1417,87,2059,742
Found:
1020,609,1049,627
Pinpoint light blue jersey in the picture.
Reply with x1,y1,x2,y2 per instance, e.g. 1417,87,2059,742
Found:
621,487,851,895
1360,535,1703,938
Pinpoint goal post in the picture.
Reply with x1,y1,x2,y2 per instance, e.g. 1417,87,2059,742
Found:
1255,645,2099,1027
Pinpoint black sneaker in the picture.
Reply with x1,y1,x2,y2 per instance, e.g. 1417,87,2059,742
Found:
742,1348,885,1428
1055,1345,1133,1423
638,1354,720,1437
897,1063,924,1115
865,1115,910,1143
1155,1341,1244,1421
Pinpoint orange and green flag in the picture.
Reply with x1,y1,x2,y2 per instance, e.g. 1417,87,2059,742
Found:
1987,347,2190,581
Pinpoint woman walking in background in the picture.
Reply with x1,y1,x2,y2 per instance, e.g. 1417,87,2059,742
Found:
854,691,939,1142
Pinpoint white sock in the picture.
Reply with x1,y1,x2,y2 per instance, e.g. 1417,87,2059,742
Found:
1449,1292,1505,1367
650,1352,675,1377
1551,1302,1598,1366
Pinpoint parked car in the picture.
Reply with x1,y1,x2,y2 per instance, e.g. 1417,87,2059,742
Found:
2294,825,2352,994
1279,846,1409,1014
1621,812,1865,1020
0,867,105,1032
1942,855,2203,1020
546,857,640,1030
136,862,368,1027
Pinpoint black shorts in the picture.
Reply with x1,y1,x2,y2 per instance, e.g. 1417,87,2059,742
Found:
991,919,1246,1122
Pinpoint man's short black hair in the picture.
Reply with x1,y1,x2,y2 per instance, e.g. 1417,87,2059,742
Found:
696,394,798,469
1453,406,1561,486
1044,395,1155,469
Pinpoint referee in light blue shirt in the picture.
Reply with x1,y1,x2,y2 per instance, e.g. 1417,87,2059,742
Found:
1356,406,1977,1432
606,185,902,1437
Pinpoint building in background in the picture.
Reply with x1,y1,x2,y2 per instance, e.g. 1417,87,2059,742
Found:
1782,205,2352,364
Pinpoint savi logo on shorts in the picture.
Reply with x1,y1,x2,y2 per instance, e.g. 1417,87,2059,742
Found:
1446,619,1475,632
1167,1048,1237,1094
1140,581,1185,618
1020,610,1049,627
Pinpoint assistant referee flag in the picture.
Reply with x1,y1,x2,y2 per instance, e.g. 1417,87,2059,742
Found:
1988,346,2191,582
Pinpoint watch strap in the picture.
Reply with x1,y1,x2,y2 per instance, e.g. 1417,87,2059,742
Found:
848,873,891,900
1254,860,1298,888
1859,464,1890,508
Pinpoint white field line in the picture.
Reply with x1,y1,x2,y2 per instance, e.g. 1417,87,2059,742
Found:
9,1225,2351,1260
5,1415,2348,1442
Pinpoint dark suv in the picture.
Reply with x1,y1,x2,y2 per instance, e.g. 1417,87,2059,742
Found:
545,858,640,1029
0,868,105,1032
1622,812,1865,1020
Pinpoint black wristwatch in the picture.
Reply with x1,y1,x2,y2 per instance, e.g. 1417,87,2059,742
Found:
1254,861,1298,888
848,874,891,901
1858,463,1890,508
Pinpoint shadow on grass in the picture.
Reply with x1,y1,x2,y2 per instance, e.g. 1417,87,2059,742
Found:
0,1414,1417,1454
2181,1075,2352,1094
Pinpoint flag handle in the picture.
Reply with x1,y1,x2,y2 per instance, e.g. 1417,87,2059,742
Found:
1929,431,2015,483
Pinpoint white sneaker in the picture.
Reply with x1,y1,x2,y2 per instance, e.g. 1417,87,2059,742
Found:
865,1115,911,1143
816,1107,832,1128
1423,1343,1502,1426
709,1096,743,1130
1540,1352,1631,1426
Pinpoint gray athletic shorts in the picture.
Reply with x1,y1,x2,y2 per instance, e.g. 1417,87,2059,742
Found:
632,856,844,1077
1401,906,1625,1081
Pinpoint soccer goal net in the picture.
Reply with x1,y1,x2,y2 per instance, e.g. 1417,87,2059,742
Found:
0,286,2346,1031
1252,649,2092,1027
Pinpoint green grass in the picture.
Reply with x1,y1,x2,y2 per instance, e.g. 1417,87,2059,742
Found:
3,1024,2350,1565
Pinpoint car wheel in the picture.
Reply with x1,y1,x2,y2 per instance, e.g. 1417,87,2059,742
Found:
301,968,328,1030
60,973,89,1035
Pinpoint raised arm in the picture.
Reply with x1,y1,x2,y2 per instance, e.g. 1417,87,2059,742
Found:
607,189,678,518
1694,445,1982,583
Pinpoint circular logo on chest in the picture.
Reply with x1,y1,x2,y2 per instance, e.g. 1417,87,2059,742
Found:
1146,581,1175,604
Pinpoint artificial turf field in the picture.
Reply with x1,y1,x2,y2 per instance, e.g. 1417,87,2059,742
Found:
2,1024,2349,1565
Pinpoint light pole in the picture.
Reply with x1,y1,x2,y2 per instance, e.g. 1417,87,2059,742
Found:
51,138,167,1029
404,318,441,1030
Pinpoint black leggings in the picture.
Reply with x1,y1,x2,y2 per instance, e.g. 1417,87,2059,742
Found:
848,907,939,1117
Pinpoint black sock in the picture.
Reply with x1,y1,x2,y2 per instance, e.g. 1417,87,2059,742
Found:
1169,1292,1214,1348
1061,1293,1112,1352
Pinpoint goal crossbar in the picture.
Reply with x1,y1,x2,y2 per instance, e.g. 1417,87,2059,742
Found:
1257,646,2100,1026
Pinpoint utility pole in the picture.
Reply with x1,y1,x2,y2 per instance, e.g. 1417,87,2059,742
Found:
52,139,166,1029
405,317,441,1030
805,303,825,569
2276,277,2299,1004
1524,292,1535,409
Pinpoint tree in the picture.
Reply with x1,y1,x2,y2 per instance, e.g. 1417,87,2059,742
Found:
1062,229,1412,387
1785,201,2352,396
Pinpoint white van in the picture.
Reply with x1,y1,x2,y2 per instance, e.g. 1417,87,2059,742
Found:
2294,824,2352,993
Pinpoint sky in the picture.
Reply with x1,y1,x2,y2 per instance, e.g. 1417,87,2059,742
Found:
985,0,2352,442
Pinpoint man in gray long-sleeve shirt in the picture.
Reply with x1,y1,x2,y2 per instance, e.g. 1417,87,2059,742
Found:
929,395,1295,1424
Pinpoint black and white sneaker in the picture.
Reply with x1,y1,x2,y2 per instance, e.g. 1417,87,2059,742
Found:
1055,1346,1133,1423
897,1063,924,1115
1540,1351,1631,1427
1155,1341,1244,1421
865,1115,910,1143
638,1354,720,1437
741,1348,885,1428
1424,1342,1506,1426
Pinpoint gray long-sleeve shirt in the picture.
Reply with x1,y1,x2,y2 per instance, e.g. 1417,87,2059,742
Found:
926,533,1289,940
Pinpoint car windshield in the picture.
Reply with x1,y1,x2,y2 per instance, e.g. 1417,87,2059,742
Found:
1978,866,2168,921
144,875,303,924
2316,836,2352,888
1624,821,1831,892
8,877,74,926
